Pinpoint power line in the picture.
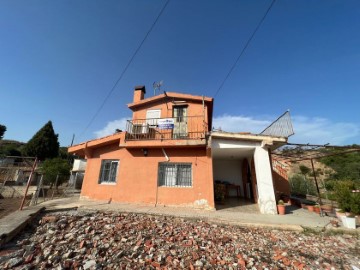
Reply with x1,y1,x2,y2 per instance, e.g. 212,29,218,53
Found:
214,0,276,98
78,0,170,141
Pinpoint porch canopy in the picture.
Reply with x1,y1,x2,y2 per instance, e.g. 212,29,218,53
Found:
210,131,287,214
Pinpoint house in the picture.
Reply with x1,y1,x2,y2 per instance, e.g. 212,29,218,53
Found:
68,86,290,214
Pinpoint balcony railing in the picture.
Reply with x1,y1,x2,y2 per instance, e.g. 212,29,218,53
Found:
125,116,207,141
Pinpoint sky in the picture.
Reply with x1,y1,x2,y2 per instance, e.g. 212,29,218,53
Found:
1,0,359,146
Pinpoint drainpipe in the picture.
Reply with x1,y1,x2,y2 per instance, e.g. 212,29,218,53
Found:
161,148,169,161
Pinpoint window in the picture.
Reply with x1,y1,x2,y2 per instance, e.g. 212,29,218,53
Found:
146,109,161,126
99,160,119,183
158,163,192,187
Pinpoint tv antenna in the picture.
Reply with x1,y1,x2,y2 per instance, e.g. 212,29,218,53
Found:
153,80,163,96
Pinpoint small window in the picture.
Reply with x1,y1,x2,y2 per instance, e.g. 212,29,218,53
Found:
158,163,192,187
99,160,119,183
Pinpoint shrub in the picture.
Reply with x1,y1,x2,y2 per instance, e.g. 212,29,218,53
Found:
290,174,317,196
334,180,360,214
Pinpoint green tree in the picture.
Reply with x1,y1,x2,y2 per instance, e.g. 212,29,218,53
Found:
23,121,59,160
40,158,71,186
0,125,6,140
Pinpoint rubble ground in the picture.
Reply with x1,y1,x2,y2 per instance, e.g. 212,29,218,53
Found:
0,210,359,269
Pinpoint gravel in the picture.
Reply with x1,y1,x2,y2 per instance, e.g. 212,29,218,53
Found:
0,210,358,269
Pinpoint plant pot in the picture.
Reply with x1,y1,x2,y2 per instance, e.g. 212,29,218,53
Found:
277,205,286,215
344,216,356,229
301,203,307,209
307,205,314,212
346,217,356,229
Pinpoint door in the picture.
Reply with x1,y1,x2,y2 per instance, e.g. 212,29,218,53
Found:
173,106,188,138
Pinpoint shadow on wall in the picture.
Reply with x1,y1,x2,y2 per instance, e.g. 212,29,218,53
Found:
273,171,290,199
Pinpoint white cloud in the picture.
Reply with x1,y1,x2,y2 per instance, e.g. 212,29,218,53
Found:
95,115,360,145
213,114,359,145
290,116,359,145
212,114,271,133
94,118,128,138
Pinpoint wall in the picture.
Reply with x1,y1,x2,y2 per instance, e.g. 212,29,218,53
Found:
253,146,277,214
80,144,214,209
132,99,207,120
213,159,243,196
0,186,37,198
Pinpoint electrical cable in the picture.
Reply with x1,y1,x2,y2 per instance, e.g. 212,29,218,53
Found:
78,0,170,141
214,0,276,97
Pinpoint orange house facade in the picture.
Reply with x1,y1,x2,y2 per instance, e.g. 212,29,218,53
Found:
69,86,289,214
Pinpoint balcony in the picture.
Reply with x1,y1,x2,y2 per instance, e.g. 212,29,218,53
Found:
125,116,207,141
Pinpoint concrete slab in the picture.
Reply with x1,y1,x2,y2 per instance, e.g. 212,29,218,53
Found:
0,206,44,248
29,196,359,233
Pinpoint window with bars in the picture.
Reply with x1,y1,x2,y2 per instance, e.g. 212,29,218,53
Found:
158,163,192,187
99,160,119,183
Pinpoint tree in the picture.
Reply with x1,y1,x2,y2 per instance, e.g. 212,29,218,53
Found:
40,158,71,186
23,121,59,160
0,125,6,140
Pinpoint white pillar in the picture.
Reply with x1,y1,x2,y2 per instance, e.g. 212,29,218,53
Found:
254,146,277,214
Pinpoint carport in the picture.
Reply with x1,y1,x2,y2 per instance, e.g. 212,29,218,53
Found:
210,131,287,214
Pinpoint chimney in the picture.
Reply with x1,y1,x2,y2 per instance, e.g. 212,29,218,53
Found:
133,85,146,102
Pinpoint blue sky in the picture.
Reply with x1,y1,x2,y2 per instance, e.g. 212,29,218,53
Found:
1,0,359,146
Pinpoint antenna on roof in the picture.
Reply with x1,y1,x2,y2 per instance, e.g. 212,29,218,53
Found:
153,80,163,96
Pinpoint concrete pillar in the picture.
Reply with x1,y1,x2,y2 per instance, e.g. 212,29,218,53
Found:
253,146,277,214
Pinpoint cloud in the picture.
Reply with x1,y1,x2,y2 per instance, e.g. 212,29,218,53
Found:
213,114,359,145
94,118,128,138
95,115,360,145
290,116,359,145
212,114,271,133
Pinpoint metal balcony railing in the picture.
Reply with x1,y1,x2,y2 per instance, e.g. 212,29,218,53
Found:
125,116,207,141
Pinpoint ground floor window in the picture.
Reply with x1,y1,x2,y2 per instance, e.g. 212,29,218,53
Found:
99,160,119,183
158,163,192,187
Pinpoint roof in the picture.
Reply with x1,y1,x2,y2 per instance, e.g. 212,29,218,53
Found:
210,131,287,149
127,92,213,110
68,132,123,154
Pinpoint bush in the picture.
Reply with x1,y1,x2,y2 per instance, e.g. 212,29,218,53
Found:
290,174,317,196
334,180,360,214
40,158,71,186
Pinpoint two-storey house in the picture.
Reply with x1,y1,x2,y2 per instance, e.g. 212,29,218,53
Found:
68,85,289,214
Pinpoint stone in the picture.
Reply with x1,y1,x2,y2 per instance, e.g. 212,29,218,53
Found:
83,259,96,269
6,257,23,268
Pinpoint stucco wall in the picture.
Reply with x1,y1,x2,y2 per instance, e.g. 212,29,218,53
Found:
80,144,214,209
132,99,207,120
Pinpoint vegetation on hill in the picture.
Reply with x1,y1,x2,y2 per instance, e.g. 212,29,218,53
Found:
287,145,360,214
0,140,25,157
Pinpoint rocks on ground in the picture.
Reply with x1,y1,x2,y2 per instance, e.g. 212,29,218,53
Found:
0,210,358,269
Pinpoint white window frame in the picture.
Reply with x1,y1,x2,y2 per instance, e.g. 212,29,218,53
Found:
158,163,192,187
99,159,119,184
146,109,161,126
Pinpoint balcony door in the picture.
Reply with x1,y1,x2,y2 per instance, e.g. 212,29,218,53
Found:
173,106,188,138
